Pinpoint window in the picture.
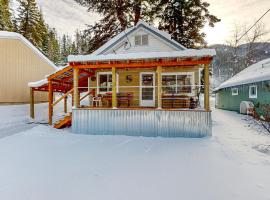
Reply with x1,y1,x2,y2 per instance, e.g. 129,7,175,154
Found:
135,34,148,46
231,88,238,96
97,72,112,94
162,73,194,95
97,72,119,94
249,85,257,99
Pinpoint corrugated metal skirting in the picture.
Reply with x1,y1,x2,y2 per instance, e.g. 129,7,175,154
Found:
72,109,212,138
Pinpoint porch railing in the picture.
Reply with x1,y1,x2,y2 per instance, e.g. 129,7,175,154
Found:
76,85,204,110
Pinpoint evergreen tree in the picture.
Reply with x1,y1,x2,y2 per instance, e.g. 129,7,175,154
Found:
75,0,219,51
59,33,81,64
37,11,49,54
47,28,61,65
17,0,42,48
158,0,220,48
0,0,13,31
74,30,87,54
75,0,159,53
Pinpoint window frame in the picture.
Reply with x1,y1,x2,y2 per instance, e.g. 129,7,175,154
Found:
249,85,257,99
97,72,119,94
231,87,239,96
134,34,149,46
161,72,195,96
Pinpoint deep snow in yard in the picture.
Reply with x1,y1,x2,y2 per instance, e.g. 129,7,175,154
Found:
0,104,270,200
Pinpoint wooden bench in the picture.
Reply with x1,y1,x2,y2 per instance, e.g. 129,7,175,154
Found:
103,92,134,107
162,95,190,109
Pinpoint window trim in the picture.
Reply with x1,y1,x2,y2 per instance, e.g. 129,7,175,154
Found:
249,85,257,99
97,72,119,94
161,72,195,96
134,34,149,46
231,87,238,96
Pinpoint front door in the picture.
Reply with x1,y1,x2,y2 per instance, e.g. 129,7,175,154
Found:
140,72,155,107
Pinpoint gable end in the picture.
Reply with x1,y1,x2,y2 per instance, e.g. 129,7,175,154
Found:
98,23,185,55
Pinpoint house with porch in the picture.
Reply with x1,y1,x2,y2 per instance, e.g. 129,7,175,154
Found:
29,21,216,137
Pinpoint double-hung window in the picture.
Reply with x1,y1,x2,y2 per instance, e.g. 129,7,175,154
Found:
162,72,194,95
135,34,149,46
249,85,257,99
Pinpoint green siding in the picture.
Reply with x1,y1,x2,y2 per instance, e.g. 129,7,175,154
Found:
216,81,270,113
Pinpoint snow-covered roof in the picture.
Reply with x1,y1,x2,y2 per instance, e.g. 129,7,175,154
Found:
28,65,71,88
0,31,58,70
68,49,216,63
92,20,187,55
28,79,48,88
215,58,270,91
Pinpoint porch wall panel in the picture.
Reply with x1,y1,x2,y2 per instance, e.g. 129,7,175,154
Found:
72,109,212,138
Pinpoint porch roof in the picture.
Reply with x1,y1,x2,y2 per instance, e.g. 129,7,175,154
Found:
68,49,216,63
29,49,215,93
28,66,93,93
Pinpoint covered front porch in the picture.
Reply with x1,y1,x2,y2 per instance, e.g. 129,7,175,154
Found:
29,50,214,137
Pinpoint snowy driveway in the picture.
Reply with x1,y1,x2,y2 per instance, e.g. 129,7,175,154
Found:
0,105,270,200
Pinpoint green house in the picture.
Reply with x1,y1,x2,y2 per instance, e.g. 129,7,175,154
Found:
215,58,270,113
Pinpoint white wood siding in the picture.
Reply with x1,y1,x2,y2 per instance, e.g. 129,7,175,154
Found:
105,28,178,55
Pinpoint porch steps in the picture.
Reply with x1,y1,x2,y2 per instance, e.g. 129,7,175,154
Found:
54,113,72,129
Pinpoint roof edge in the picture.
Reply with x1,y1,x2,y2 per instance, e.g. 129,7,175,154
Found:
0,31,58,70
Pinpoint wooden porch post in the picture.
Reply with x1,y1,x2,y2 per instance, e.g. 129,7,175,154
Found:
88,77,92,106
30,88,35,119
157,66,162,109
71,92,74,106
204,64,210,111
48,81,53,125
112,66,117,109
64,96,67,113
73,67,80,108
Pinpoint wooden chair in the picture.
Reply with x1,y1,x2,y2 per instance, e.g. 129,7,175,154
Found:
117,92,133,107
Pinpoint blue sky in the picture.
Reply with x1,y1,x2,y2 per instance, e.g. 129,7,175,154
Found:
20,0,270,45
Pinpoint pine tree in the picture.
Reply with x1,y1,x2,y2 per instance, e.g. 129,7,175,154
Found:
158,0,220,48
47,28,61,65
59,33,80,64
17,0,42,48
37,11,49,54
75,0,159,53
0,0,13,31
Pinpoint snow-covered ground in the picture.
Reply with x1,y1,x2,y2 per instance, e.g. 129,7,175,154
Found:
0,103,270,200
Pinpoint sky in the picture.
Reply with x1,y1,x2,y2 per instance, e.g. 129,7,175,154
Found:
17,0,270,45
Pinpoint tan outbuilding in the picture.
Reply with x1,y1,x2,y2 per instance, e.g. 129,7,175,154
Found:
0,31,57,103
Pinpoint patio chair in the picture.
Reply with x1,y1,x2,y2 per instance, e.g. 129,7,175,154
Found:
92,95,103,107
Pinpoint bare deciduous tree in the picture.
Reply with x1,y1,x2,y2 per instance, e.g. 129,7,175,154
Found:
213,22,270,86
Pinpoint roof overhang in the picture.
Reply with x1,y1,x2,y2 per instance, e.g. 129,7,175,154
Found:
0,31,58,70
69,49,216,63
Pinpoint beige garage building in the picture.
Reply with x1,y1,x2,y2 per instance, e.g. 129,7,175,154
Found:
0,31,57,103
